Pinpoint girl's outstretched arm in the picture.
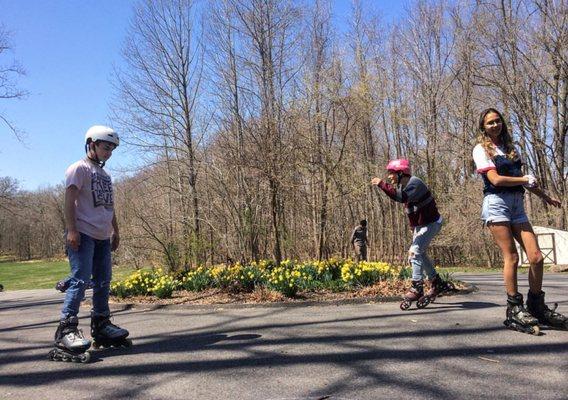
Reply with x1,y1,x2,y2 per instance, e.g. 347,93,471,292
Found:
525,186,562,208
371,178,406,203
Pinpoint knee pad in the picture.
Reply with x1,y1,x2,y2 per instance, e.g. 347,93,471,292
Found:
408,245,423,262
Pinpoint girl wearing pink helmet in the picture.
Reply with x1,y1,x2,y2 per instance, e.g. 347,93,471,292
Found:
371,159,453,310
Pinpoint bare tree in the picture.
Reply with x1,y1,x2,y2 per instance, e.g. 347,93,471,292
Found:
0,24,26,140
7,0,567,269
112,0,206,269
207,0,302,264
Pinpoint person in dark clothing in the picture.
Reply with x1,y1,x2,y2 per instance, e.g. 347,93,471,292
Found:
350,220,368,262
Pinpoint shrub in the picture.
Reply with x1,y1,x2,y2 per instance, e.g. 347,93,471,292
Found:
234,264,266,292
153,274,177,299
180,266,212,292
266,260,303,297
341,260,395,287
111,259,399,299
110,268,177,299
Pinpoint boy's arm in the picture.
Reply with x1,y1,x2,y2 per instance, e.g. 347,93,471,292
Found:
111,212,120,251
65,185,80,251
350,227,358,244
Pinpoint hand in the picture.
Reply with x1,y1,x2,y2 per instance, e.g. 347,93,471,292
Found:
371,177,382,186
111,233,120,251
523,174,538,188
546,197,562,208
66,230,80,251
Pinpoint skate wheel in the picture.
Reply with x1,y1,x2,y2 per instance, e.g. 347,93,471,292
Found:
79,352,91,363
400,300,411,311
416,297,431,309
48,349,58,361
531,325,541,336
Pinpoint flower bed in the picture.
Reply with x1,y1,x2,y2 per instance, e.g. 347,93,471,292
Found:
111,259,407,300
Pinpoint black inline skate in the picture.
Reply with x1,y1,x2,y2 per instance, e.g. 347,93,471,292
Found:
426,274,456,302
526,290,568,330
503,293,540,335
400,280,431,310
91,313,132,349
48,316,91,363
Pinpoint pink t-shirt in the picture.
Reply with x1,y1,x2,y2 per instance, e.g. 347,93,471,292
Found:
65,158,114,240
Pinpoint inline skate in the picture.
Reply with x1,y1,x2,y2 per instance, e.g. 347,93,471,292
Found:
91,314,132,349
48,316,91,363
503,293,540,335
426,274,456,302
526,290,568,330
400,280,431,310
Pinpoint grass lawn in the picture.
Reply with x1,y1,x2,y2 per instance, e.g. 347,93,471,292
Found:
0,259,135,291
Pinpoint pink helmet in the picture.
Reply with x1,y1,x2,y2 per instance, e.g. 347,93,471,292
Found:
386,159,410,174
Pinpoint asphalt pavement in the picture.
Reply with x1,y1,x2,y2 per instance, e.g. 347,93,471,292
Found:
1,273,567,400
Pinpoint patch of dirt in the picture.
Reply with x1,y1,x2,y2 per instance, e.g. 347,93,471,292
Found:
109,280,470,306
549,264,568,273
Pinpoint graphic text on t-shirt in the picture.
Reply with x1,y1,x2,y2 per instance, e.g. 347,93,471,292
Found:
91,172,113,208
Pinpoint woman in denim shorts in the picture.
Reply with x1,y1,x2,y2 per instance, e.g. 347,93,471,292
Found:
473,108,566,334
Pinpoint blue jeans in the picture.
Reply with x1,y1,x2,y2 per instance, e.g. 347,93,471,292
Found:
61,233,112,319
409,220,442,281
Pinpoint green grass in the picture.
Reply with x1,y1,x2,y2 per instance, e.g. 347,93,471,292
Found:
0,259,135,291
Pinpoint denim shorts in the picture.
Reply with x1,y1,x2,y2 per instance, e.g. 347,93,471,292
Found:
481,192,529,225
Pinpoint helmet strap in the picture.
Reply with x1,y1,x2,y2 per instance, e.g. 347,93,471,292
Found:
86,142,106,168
397,171,405,188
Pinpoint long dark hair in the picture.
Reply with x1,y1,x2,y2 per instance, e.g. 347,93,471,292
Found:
477,108,518,160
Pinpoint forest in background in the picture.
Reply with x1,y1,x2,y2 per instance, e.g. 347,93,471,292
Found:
1,0,566,270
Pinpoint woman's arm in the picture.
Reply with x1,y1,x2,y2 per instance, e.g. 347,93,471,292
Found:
485,170,530,187
525,186,562,208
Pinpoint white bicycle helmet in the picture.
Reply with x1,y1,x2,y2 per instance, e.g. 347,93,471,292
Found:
84,125,119,167
85,125,120,147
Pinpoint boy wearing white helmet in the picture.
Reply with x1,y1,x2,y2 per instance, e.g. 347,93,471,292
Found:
49,126,130,363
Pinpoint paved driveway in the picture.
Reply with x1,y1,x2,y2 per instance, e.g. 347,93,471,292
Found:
1,273,567,400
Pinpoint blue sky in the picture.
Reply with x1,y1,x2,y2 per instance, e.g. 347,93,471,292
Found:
0,0,404,191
